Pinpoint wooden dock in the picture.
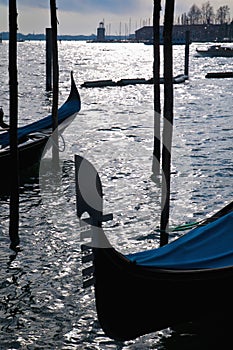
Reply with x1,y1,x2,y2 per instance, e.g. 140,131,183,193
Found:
81,74,188,88
205,72,233,79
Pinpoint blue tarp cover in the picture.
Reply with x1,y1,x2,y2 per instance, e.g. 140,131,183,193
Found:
0,97,80,148
126,212,233,269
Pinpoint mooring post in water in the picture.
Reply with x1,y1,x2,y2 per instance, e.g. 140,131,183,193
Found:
50,0,59,169
152,0,161,177
160,0,175,247
184,30,190,77
46,27,53,91
9,0,20,249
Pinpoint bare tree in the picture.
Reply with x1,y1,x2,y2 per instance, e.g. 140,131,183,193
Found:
180,3,231,26
188,4,202,24
201,1,215,24
216,5,230,24
181,12,188,25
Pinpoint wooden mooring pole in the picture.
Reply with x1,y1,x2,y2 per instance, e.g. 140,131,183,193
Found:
9,0,20,249
184,30,190,77
50,0,59,169
46,27,53,91
152,0,161,176
160,0,175,247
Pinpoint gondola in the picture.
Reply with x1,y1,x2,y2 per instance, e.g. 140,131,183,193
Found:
75,154,233,342
0,71,81,192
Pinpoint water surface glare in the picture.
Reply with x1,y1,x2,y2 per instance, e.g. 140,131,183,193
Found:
0,40,232,349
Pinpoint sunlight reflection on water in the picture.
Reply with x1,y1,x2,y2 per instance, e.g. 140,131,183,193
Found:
0,40,232,349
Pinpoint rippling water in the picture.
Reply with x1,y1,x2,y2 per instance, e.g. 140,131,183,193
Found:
0,41,232,349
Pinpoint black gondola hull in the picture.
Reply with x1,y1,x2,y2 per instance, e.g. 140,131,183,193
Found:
0,136,48,192
94,247,233,341
0,72,80,194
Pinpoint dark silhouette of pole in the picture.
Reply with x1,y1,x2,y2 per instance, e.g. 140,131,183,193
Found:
184,30,190,77
160,0,175,247
50,0,59,168
152,0,161,176
9,0,20,249
46,27,53,91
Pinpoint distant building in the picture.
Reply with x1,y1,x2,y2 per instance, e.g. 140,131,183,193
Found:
97,22,105,42
135,26,153,42
135,23,233,43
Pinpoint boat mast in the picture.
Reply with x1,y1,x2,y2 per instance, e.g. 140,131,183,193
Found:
152,0,161,176
9,0,20,249
160,0,175,246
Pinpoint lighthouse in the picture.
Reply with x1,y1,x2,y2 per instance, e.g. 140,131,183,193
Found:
97,21,105,41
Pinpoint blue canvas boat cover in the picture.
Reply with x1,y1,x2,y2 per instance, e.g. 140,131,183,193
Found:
0,97,80,148
126,212,233,269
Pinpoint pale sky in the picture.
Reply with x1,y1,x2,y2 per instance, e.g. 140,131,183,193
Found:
0,0,232,35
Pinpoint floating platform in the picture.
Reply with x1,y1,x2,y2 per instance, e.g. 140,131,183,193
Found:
81,74,188,88
205,72,233,79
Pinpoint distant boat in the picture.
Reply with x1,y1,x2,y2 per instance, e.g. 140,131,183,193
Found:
143,40,154,45
0,72,81,193
196,44,233,57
